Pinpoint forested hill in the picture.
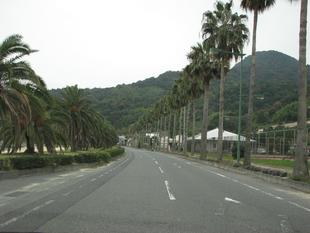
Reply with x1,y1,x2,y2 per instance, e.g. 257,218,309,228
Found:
50,71,181,130
50,50,310,133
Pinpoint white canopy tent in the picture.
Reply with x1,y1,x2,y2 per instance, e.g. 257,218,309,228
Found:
191,128,254,142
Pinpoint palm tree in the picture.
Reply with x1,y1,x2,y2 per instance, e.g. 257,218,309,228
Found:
291,0,309,178
240,0,275,167
0,35,38,121
187,43,219,159
58,85,112,152
183,65,203,155
0,35,48,153
202,0,249,161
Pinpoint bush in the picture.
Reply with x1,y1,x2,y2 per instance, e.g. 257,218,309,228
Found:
96,151,111,162
0,157,11,170
10,156,51,170
104,146,124,158
231,142,245,160
0,146,124,170
53,155,74,166
73,151,100,163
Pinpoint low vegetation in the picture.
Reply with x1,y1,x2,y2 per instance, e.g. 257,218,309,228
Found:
0,147,124,170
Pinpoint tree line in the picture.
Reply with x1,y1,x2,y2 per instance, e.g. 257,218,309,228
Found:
129,0,309,179
0,35,118,154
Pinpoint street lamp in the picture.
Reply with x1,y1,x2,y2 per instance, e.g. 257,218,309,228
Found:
209,48,246,165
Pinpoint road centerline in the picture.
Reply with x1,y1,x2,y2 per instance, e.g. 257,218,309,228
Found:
164,180,176,201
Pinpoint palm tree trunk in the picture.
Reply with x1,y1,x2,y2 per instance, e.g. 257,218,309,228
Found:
186,102,191,154
163,115,167,151
25,132,35,154
191,100,196,155
178,108,182,153
156,119,160,150
167,113,171,151
172,112,176,151
183,105,187,155
201,81,210,159
293,0,309,178
70,122,76,152
159,117,163,150
217,60,225,161
244,9,258,168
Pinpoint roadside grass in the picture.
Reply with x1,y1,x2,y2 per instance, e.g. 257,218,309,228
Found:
176,150,310,183
185,151,310,171
252,159,295,169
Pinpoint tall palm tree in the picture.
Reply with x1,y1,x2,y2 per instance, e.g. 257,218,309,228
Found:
183,65,203,155
202,0,249,161
291,0,309,177
187,43,219,159
240,0,275,167
0,35,48,153
58,85,112,152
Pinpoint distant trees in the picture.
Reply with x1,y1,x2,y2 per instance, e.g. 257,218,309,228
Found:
0,35,118,154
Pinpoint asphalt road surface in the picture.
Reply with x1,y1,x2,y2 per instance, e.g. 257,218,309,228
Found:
0,147,310,233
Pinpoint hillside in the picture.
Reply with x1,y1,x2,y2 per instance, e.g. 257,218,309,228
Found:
50,50,310,133
50,71,180,130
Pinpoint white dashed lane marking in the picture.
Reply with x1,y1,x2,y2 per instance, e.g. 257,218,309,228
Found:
164,180,176,201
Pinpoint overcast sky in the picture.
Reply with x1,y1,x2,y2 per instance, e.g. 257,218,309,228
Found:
1,0,309,89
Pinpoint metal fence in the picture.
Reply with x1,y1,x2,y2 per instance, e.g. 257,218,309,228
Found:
252,128,310,156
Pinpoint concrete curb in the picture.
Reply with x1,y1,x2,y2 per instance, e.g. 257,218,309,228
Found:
167,152,310,194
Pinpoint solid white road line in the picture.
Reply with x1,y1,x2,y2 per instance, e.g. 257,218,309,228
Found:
158,167,164,174
62,191,72,197
164,180,176,200
20,183,40,191
0,199,54,228
288,201,310,213
225,197,241,204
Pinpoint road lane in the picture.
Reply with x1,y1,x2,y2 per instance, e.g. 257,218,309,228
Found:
0,147,309,233
0,152,132,232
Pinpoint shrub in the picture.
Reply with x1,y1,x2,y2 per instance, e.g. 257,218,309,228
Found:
0,157,11,170
53,155,74,166
96,151,111,162
0,146,124,170
74,151,100,163
231,142,245,160
10,156,51,170
104,147,124,158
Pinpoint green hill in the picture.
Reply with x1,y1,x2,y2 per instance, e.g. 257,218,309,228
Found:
50,71,180,130
50,50,310,133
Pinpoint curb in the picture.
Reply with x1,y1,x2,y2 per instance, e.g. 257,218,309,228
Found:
165,151,310,194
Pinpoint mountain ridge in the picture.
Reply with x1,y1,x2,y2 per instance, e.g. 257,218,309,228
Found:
50,50,310,132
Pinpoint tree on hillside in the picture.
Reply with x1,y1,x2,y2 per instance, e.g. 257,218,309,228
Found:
240,0,276,167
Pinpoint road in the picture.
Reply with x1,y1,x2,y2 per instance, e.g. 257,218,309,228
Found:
0,147,310,233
